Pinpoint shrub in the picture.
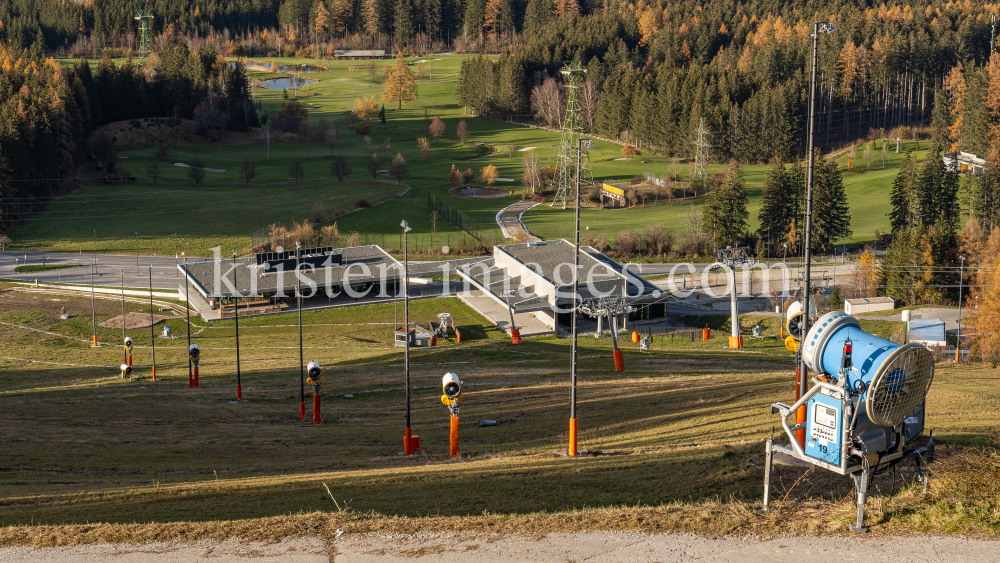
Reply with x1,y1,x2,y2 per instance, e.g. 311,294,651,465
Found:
271,100,309,134
355,198,371,209
615,230,640,257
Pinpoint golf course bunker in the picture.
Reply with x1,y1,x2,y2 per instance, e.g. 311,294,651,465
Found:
452,186,511,198
174,162,226,173
518,146,537,151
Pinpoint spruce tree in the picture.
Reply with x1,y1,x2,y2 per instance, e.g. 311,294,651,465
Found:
702,162,749,249
915,153,945,227
811,152,851,253
394,0,413,46
889,149,916,232
756,159,795,253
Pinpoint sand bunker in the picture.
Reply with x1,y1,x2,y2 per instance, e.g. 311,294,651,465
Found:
99,312,175,330
517,147,537,152
494,178,514,182
174,162,226,173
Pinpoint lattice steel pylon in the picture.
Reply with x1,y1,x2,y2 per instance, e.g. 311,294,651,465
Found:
553,61,593,209
134,10,154,60
691,117,712,186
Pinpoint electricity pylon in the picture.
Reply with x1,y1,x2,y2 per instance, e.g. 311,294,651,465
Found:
553,61,592,209
691,117,712,187
134,10,154,60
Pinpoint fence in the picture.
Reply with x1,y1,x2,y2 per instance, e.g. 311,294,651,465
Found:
427,192,484,240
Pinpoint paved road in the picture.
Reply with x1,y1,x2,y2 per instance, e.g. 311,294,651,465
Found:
4,533,998,562
496,201,542,241
0,251,208,290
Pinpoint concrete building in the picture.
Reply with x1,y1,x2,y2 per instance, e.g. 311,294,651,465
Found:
845,296,895,315
943,152,987,176
456,240,667,335
179,245,404,317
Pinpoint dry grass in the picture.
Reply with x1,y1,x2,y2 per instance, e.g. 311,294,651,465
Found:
0,290,998,545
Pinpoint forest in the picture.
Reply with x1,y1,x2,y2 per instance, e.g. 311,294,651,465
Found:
0,43,258,231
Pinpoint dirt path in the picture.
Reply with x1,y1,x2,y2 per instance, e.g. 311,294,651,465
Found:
3,533,998,562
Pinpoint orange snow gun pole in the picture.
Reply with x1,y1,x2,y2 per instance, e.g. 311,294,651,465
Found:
442,372,462,457
307,361,323,424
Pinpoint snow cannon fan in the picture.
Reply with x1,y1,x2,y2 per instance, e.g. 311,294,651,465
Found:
764,311,936,533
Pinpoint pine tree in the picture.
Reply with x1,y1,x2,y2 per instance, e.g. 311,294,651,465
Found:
929,89,951,154
756,159,795,253
382,52,418,109
811,152,852,253
889,149,917,232
702,161,749,248
330,0,353,34
915,153,945,227
394,0,414,46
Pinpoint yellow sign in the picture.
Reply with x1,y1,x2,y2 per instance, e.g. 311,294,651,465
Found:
602,184,624,197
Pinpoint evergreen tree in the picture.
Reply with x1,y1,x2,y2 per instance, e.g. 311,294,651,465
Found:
915,153,945,227
889,149,917,232
394,0,414,46
702,162,749,249
811,152,852,253
929,88,951,154
756,159,796,253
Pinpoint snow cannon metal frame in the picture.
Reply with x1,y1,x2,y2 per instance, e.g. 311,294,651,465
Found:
763,311,936,533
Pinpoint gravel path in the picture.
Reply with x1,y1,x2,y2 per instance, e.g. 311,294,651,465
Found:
98,312,175,329
4,532,998,562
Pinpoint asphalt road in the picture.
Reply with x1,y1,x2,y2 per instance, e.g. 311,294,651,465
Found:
3,533,998,562
0,251,208,290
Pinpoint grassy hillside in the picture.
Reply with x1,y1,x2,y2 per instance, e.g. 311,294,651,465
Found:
13,55,940,255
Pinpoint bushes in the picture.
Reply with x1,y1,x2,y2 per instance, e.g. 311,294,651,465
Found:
610,224,675,258
271,100,309,134
355,198,371,209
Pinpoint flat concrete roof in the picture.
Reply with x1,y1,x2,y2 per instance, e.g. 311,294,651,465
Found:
183,245,401,297
497,240,621,286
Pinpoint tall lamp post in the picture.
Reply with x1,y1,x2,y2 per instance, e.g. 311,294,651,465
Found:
956,255,965,362
233,249,242,402
296,241,305,421
90,258,98,347
568,138,594,457
401,220,414,455
799,20,837,443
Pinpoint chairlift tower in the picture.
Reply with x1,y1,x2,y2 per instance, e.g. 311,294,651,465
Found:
134,10,154,60
553,61,592,209
715,246,756,350
691,118,712,186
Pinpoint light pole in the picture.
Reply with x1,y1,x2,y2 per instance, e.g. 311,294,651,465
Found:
957,255,965,362
90,258,98,347
184,253,194,388
799,20,837,445
568,138,594,457
119,269,126,354
233,248,242,402
148,265,156,381
401,219,414,455
296,240,305,421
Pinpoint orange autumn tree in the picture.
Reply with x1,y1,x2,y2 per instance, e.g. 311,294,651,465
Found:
966,226,1000,367
382,52,418,110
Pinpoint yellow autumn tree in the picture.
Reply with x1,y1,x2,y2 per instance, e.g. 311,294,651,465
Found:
314,1,332,35
944,62,966,152
330,0,353,34
850,247,881,298
637,7,660,46
381,52,418,109
484,0,504,37
355,96,378,119
966,227,1000,367
987,52,1000,167
480,165,498,185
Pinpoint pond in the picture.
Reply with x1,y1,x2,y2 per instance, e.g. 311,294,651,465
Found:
452,186,511,198
229,61,325,73
260,76,318,90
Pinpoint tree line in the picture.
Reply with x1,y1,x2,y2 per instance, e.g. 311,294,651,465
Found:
0,43,257,232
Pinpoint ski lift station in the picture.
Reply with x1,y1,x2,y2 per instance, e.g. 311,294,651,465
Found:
179,245,406,317
457,240,667,335
177,241,666,331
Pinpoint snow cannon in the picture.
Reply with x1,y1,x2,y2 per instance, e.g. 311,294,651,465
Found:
764,311,936,534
